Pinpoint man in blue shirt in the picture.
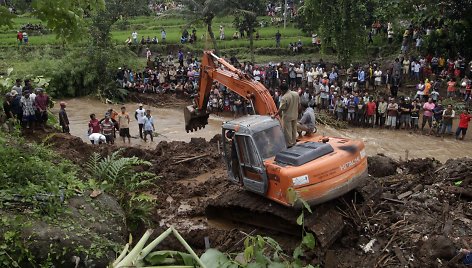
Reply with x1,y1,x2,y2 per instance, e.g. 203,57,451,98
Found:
358,68,365,91
143,109,155,142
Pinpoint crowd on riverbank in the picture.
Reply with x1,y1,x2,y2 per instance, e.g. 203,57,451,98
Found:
113,49,472,140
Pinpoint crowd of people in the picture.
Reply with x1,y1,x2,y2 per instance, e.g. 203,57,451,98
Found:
3,79,54,133
87,104,155,145
116,45,472,141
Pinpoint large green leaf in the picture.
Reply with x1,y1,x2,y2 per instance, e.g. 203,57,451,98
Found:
144,250,196,266
200,249,238,268
302,233,316,250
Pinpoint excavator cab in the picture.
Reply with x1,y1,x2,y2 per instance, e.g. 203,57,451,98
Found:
221,115,286,195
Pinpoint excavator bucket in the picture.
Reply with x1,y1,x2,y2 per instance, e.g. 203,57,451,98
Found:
184,105,210,133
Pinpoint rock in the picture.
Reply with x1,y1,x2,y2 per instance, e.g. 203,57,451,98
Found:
15,192,126,267
368,154,398,177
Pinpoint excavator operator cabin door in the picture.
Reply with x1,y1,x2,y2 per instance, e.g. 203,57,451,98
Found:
234,134,268,195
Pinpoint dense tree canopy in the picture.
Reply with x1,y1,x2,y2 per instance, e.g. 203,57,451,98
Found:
303,0,367,65
177,0,227,53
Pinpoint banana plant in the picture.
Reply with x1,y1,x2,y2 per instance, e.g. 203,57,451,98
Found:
111,226,207,268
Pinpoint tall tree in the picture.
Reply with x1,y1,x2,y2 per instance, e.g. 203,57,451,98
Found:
32,0,105,43
304,0,367,65
230,0,265,63
87,0,149,98
178,0,227,53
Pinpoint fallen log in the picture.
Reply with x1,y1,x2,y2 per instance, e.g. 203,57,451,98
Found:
172,154,209,165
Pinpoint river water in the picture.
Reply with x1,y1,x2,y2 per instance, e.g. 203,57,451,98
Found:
52,97,224,149
53,97,472,162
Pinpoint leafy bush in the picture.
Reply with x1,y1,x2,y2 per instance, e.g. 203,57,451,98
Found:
0,133,84,213
85,150,157,230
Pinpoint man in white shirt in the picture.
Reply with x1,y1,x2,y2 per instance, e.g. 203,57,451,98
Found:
132,31,138,44
135,103,146,139
374,67,382,91
89,133,106,144
253,68,261,82
414,61,421,81
306,68,314,89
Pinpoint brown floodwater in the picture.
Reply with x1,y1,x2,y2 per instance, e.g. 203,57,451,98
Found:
317,125,472,163
54,97,472,162
52,97,224,149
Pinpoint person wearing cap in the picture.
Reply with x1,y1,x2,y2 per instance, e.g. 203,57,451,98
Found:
58,102,69,133
12,79,23,96
34,88,49,130
100,113,115,144
10,90,22,122
21,90,36,130
135,104,146,139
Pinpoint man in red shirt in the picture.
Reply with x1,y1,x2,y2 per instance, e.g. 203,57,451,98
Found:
456,108,471,140
88,114,101,136
366,97,377,128
34,88,49,130
17,31,23,46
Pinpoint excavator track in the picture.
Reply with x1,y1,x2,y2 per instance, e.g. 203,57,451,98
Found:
205,189,346,248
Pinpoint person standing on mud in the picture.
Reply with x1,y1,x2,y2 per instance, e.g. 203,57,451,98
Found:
21,90,36,131
135,103,146,139
456,108,471,140
88,114,101,134
34,88,49,130
58,102,69,133
101,113,115,144
143,110,155,142
421,98,435,135
273,83,300,147
118,106,131,143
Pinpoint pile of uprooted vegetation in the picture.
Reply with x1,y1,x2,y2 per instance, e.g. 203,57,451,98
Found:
327,155,471,267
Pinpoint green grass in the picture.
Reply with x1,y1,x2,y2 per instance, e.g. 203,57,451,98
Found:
0,15,308,47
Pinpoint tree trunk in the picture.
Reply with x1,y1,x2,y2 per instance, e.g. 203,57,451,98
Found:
249,26,255,63
206,20,219,54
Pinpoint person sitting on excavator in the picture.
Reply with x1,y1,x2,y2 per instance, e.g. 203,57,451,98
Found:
272,83,300,147
297,101,316,137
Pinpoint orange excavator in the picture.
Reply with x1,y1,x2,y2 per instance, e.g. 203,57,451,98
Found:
185,51,369,247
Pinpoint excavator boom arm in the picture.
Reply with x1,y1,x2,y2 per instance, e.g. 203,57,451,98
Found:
185,51,277,132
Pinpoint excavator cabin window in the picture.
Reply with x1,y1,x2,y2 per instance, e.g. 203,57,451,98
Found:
235,135,262,168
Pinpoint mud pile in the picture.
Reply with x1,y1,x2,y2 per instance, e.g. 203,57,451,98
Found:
329,156,472,267
128,92,190,107
39,133,471,266
120,136,222,179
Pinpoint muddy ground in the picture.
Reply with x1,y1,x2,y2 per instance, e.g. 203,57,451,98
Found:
40,131,471,268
